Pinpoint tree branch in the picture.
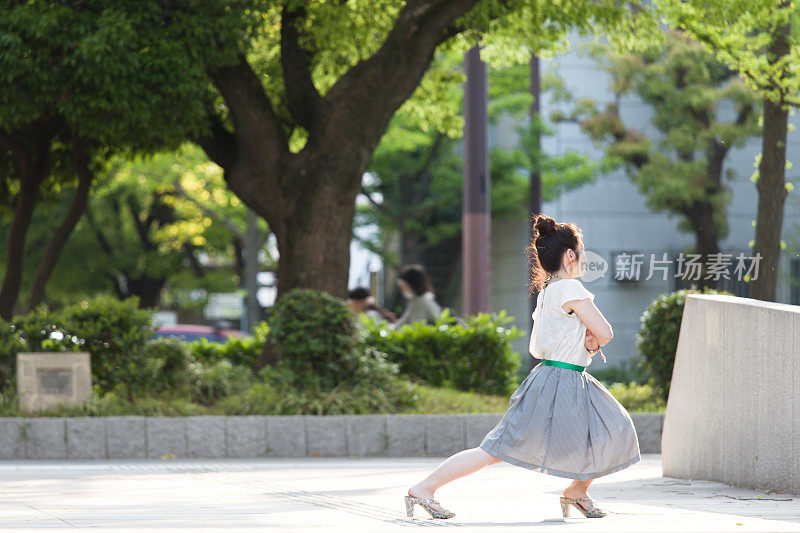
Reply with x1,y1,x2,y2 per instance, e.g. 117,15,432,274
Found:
206,53,289,167
281,3,323,131
323,0,482,147
193,109,237,171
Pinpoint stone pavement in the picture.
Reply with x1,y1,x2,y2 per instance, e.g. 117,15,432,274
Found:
0,454,797,532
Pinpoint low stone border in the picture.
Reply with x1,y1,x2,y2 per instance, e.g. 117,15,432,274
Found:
0,413,663,460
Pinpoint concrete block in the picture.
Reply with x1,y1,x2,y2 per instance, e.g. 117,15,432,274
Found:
227,416,268,457
465,413,504,448
722,299,758,488
0,418,27,459
662,293,800,495
66,417,106,459
386,415,424,457
307,416,347,457
17,352,92,413
187,416,226,458
754,306,795,491
26,418,66,459
425,415,466,456
793,310,800,495
345,415,385,456
107,416,146,459
146,417,187,458
266,415,306,457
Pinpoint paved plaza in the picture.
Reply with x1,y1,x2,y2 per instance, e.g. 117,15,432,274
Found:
0,454,797,532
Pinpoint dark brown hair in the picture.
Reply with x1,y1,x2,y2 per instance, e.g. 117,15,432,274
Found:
525,213,584,294
398,264,435,296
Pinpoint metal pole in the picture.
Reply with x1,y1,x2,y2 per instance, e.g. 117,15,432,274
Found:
463,44,491,316
527,54,542,372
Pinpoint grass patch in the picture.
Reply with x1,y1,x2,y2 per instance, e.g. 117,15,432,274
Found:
0,377,664,417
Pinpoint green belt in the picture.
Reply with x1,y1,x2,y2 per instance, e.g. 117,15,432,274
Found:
542,359,586,372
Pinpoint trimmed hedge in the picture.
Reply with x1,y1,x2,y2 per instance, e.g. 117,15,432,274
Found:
360,309,524,396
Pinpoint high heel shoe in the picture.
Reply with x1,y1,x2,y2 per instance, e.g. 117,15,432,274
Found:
560,496,606,518
404,495,456,519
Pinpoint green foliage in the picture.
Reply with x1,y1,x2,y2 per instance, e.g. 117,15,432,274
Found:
239,369,418,416
0,296,156,400
556,32,761,248
188,359,253,406
0,304,82,387
58,295,156,400
361,309,523,396
589,358,652,385
268,288,359,390
656,0,800,106
141,337,193,395
604,381,666,412
187,321,269,370
20,143,254,307
635,287,731,400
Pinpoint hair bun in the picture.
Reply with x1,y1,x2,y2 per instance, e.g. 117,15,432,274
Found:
534,215,556,240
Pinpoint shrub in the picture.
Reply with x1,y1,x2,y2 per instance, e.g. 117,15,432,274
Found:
59,295,156,400
0,304,82,387
604,381,666,412
142,337,193,394
267,288,358,390
238,370,418,415
188,359,253,405
588,358,651,385
635,287,730,401
361,309,523,396
187,321,268,370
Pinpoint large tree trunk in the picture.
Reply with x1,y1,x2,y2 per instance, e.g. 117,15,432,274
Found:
750,97,789,301
689,203,722,290
0,119,61,319
273,180,358,299
0,179,41,319
750,13,790,303
194,0,487,368
27,136,94,309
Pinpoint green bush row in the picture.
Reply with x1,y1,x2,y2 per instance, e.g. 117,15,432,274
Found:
360,308,524,396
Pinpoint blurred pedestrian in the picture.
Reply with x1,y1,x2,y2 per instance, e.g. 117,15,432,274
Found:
347,287,396,323
390,264,442,329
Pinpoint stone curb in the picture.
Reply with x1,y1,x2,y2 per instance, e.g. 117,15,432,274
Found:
0,413,663,459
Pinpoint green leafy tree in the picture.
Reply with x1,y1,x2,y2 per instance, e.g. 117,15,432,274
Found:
185,0,652,312
657,0,800,300
12,144,248,308
0,1,225,317
554,31,761,287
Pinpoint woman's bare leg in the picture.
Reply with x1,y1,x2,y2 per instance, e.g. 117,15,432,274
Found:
407,447,501,510
562,479,595,511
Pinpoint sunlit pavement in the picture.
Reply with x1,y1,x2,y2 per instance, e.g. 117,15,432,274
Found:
0,454,797,532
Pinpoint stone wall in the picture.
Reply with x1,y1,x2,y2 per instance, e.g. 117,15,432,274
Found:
662,293,800,494
0,413,663,460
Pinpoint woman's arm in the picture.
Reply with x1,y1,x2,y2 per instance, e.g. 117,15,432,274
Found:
366,296,398,322
565,298,613,346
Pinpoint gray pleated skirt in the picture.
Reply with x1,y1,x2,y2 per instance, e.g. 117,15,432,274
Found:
479,362,641,480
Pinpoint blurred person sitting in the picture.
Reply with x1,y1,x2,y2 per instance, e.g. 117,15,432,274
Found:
390,264,443,329
347,287,397,324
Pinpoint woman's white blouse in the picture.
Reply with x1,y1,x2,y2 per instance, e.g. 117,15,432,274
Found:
529,278,596,367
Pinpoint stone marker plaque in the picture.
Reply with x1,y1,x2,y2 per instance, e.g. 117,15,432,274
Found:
17,352,92,413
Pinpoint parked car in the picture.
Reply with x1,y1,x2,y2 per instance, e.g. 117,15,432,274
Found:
153,324,245,343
